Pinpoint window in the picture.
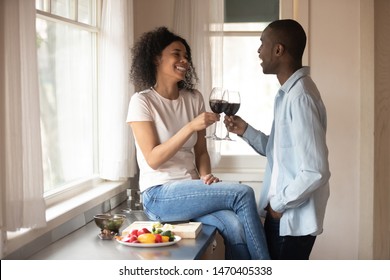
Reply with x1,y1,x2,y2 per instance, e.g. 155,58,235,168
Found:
35,0,101,194
219,0,280,156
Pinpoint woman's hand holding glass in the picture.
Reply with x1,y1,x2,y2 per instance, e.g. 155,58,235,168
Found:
190,112,220,132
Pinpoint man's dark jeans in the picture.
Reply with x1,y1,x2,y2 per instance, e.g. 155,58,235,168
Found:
264,213,316,260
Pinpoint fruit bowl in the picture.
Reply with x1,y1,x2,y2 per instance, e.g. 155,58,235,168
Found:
93,214,127,239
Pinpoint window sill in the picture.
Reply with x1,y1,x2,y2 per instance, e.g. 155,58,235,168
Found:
5,180,130,259
214,155,266,182
213,169,265,182
45,180,129,221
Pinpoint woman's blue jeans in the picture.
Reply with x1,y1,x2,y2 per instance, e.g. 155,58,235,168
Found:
142,179,270,260
193,210,250,259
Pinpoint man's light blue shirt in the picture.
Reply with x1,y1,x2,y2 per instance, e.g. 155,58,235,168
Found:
242,67,330,236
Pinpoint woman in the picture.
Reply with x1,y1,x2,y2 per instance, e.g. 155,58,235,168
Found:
127,26,269,260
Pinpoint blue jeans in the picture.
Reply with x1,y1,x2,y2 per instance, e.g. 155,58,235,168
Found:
264,213,316,260
142,180,270,260
194,210,251,259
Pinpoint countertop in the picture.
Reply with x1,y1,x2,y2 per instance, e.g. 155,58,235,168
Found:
28,203,220,260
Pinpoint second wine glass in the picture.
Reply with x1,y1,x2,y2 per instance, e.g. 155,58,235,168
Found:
222,90,241,141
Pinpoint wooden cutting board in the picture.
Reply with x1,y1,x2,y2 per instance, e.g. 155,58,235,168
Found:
122,221,202,239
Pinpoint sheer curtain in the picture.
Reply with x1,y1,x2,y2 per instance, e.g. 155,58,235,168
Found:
0,0,46,257
173,0,224,167
99,0,136,180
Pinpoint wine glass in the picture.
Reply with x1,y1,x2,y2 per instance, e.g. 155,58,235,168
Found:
206,87,228,140
222,90,241,141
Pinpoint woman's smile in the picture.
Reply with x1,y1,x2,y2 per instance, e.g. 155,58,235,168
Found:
175,65,187,73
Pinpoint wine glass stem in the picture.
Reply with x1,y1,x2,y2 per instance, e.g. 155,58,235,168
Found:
223,115,233,140
213,119,218,137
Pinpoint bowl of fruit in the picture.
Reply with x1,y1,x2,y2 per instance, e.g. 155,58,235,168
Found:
94,214,127,239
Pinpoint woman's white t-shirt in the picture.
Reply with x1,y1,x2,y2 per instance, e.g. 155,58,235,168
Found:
126,87,205,192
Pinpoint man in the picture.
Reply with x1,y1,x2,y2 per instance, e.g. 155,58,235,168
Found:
224,19,330,260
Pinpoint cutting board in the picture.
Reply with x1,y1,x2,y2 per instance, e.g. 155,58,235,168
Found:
122,221,202,239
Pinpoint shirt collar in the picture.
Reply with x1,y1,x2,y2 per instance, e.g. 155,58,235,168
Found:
280,66,310,94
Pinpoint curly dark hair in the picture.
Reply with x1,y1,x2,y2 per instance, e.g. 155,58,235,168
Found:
130,26,198,91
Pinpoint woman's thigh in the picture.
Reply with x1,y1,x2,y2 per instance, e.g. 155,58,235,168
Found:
142,180,254,222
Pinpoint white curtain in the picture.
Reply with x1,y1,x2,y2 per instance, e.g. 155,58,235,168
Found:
173,0,224,167
99,0,137,180
0,0,47,257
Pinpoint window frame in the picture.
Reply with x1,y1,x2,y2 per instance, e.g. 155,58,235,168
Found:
215,0,309,175
36,1,103,200
214,23,270,173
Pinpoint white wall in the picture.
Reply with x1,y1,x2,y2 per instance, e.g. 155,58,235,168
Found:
132,0,365,259
133,0,175,38
309,0,361,259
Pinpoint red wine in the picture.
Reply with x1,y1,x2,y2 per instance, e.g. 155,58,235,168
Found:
224,103,240,116
209,99,228,114
223,103,240,116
